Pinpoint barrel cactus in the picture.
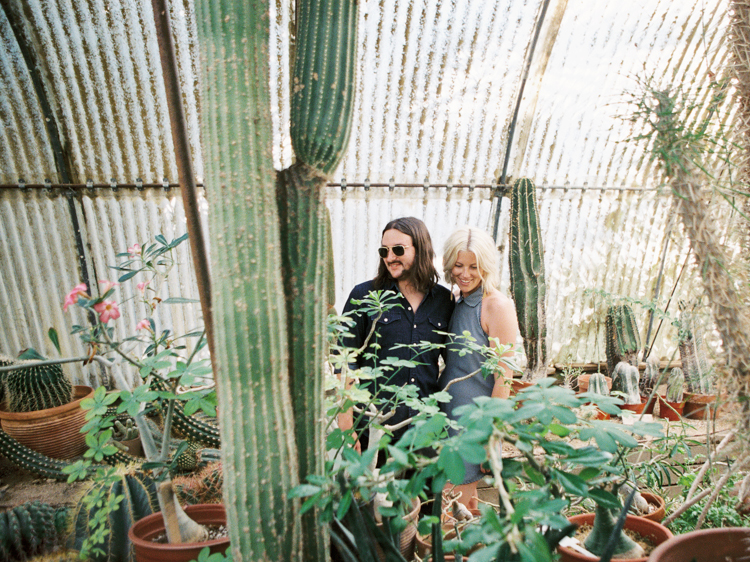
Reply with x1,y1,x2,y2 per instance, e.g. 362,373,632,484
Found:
0,500,68,561
588,372,610,396
509,177,548,381
666,367,685,403
605,304,641,378
677,302,713,395
3,349,73,413
612,362,641,405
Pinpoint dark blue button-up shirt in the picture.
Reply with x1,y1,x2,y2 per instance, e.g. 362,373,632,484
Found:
341,279,454,433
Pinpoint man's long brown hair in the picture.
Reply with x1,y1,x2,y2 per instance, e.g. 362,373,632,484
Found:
373,217,440,294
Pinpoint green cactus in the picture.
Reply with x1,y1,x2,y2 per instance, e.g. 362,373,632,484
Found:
584,503,644,559
588,372,610,396
509,177,548,380
612,362,641,405
677,302,713,395
605,304,641,377
640,356,660,399
0,500,68,561
0,354,13,404
174,462,223,506
666,367,685,403
3,350,73,413
150,379,220,448
66,469,158,562
0,429,74,481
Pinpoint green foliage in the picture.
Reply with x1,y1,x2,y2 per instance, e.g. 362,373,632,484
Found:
605,304,641,378
670,473,750,533
509,177,548,381
0,500,68,561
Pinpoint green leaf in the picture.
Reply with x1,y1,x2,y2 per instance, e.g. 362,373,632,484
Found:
162,297,200,304
589,488,621,509
288,484,323,499
47,328,61,354
118,270,139,282
549,423,571,437
551,469,589,496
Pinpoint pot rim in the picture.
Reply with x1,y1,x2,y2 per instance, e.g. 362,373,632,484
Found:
128,504,230,551
0,385,93,421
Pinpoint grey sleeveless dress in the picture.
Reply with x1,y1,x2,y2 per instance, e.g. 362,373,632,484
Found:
439,287,492,484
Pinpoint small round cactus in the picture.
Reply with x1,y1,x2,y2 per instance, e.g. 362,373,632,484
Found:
588,372,610,396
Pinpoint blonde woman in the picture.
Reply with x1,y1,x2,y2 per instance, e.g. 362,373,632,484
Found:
440,226,519,510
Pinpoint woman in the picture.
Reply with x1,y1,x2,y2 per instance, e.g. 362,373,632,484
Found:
440,226,519,510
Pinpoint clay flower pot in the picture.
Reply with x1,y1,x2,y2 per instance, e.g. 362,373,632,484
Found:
619,400,647,416
0,385,94,459
656,395,685,421
510,378,534,395
638,492,665,523
558,513,673,562
128,503,230,562
647,527,750,562
682,393,716,420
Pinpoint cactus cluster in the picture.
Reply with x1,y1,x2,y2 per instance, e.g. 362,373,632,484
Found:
2,349,73,413
677,302,713,395
0,500,68,560
612,361,641,405
66,470,158,562
666,367,685,403
605,304,641,378
588,372,610,396
509,177,548,380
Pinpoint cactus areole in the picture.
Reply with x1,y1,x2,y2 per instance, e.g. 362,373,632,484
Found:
509,177,548,380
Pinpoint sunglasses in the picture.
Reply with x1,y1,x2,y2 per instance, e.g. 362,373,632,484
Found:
378,244,412,258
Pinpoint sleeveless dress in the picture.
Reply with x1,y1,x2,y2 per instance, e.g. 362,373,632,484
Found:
439,287,492,484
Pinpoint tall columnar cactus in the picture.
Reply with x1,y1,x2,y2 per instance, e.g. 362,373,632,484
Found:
3,349,73,413
589,372,610,396
640,356,660,400
509,177,548,380
612,361,641,404
0,500,68,561
605,304,641,377
666,367,685,402
677,302,713,395
66,470,157,562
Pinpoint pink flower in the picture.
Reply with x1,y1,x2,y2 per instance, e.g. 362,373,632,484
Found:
128,244,141,257
136,319,151,331
93,300,120,323
63,283,89,311
137,281,150,293
98,279,120,294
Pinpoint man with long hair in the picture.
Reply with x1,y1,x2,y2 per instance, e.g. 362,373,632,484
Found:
340,217,454,451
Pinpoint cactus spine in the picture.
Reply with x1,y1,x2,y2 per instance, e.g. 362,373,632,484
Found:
0,500,68,561
666,367,685,402
66,470,158,562
613,362,641,405
589,372,610,396
509,177,548,380
677,302,713,395
605,304,641,377
3,350,73,413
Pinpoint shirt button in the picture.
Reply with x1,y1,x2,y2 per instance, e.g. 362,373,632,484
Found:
408,307,412,310
410,378,415,382
413,324,417,328
384,318,388,322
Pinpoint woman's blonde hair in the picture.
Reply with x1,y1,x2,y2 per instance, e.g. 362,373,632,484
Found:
442,226,500,295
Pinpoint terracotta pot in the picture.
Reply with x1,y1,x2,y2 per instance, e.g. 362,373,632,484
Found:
682,393,716,420
128,504,230,562
558,513,673,562
656,395,684,421
647,527,750,562
619,400,647,416
638,492,665,523
375,497,421,561
0,385,93,459
576,374,612,394
510,379,534,395
117,436,144,457
415,508,482,561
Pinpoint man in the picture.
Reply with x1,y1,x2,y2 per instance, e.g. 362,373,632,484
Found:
339,216,454,451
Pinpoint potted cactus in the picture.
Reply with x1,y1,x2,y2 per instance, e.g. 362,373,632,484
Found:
657,368,686,421
612,361,646,414
0,349,94,460
639,356,661,415
605,303,641,377
580,372,612,420
677,303,717,420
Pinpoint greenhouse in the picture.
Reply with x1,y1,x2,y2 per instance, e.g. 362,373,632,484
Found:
0,0,748,560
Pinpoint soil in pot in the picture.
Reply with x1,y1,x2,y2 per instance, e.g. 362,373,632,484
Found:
558,513,673,562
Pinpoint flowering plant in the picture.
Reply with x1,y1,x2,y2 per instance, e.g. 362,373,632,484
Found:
62,234,220,556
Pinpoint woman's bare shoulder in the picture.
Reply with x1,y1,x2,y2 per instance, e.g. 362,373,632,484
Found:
483,290,516,315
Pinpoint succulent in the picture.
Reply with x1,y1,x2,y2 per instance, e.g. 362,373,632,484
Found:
584,503,644,559
588,372,610,396
3,349,73,413
677,302,713,395
640,356,660,400
174,462,223,506
509,177,548,381
0,500,68,561
605,304,641,377
612,361,641,405
666,367,685,403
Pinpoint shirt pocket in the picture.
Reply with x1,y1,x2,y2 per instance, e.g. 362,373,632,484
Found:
428,316,448,337
374,310,402,326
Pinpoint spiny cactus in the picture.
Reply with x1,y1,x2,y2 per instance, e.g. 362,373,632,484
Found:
509,177,548,381
605,304,641,378
3,349,73,413
640,356,660,399
677,302,713,395
0,500,68,561
174,462,223,506
612,362,641,405
588,372,610,396
0,354,14,404
666,367,685,403
66,470,158,562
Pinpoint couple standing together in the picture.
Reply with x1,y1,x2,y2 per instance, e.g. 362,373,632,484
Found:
340,216,519,510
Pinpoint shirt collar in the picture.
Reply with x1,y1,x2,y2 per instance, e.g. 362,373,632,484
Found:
456,287,483,307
